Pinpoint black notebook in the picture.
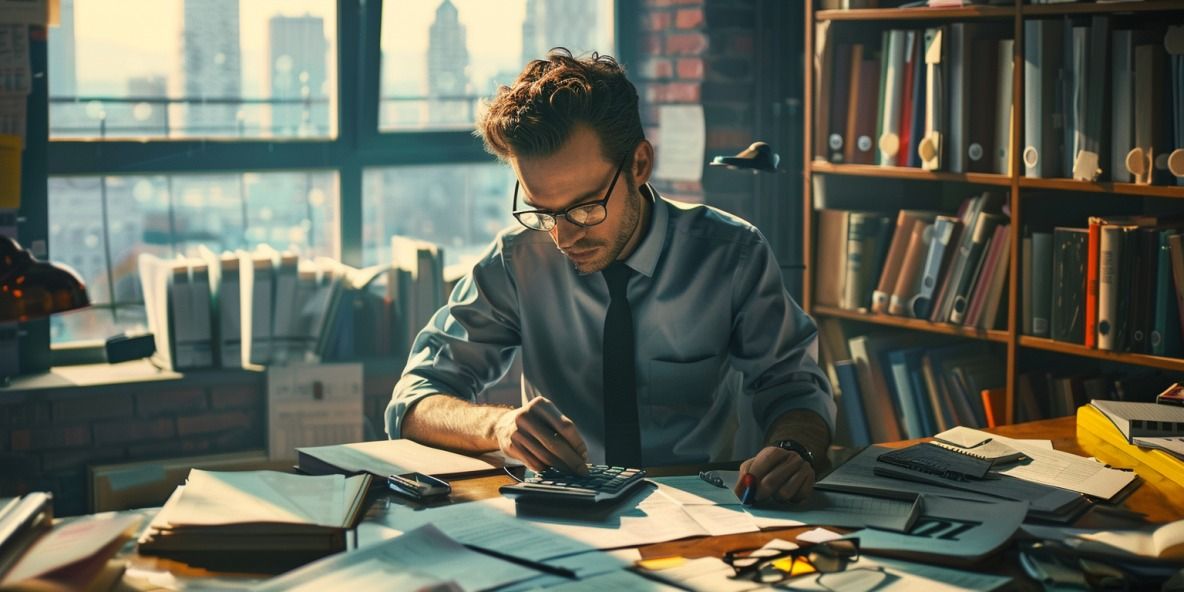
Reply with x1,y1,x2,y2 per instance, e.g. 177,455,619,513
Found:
877,442,992,481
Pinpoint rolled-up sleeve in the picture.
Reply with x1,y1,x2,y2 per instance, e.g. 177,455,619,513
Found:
729,229,836,437
385,238,522,439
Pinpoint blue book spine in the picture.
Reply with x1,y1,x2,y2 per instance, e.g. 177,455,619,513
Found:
834,360,871,448
904,349,936,437
886,349,925,439
1153,231,1183,356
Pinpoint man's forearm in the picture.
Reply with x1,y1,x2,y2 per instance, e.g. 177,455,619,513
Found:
765,409,832,473
400,394,508,453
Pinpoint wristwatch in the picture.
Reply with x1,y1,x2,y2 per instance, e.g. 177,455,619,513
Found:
776,439,818,472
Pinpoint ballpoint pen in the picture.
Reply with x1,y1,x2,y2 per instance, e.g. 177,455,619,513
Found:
740,473,756,505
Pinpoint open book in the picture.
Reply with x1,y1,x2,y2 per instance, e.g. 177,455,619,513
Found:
139,470,371,573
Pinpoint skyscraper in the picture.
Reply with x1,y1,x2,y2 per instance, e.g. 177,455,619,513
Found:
47,0,76,98
426,0,470,125
520,0,598,63
180,0,242,136
268,14,328,137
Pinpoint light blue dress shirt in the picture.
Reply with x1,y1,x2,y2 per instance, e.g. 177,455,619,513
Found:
386,186,835,465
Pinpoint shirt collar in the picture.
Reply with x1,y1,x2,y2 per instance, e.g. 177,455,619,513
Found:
621,183,667,278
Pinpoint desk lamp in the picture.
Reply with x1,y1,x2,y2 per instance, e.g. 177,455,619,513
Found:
709,141,781,173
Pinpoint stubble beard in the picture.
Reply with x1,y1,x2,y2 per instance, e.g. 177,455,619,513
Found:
568,183,641,274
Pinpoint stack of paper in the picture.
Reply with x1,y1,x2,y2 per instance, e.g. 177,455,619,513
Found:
138,470,371,573
296,439,505,479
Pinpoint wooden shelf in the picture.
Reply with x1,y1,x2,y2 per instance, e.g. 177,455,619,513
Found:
1022,1,1184,17
812,305,1010,343
1018,177,1184,199
810,161,1014,186
816,6,1015,21
1019,336,1184,373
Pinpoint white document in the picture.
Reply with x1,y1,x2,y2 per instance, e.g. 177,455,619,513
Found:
164,470,365,528
649,475,741,505
499,549,640,592
1134,436,1184,460
267,362,363,461
643,557,764,592
258,524,539,592
297,439,501,478
944,427,1136,499
654,104,705,182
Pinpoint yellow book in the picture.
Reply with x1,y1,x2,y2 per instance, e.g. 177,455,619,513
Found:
1077,405,1184,487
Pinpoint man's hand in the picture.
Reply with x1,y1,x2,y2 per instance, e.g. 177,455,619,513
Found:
494,396,589,474
733,446,815,504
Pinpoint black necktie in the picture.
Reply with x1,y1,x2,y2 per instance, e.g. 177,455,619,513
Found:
602,262,641,468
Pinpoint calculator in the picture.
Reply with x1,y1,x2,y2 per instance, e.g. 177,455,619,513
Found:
499,464,648,504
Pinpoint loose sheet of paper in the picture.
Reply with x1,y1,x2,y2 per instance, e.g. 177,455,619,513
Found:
654,104,705,182
297,438,502,478
544,570,684,592
1,514,142,585
267,363,363,461
258,524,538,592
968,428,1136,499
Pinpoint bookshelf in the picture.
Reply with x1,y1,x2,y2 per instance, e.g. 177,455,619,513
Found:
802,0,1184,433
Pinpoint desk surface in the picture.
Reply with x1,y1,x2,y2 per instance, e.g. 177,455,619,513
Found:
116,416,1183,588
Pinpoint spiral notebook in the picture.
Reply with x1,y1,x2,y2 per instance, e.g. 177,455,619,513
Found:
876,443,992,481
932,426,1029,466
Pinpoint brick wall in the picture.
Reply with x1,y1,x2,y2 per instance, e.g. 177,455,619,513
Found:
637,0,759,219
1,371,397,516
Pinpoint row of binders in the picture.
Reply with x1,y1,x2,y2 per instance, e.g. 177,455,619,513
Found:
815,192,1010,330
817,18,1184,185
815,23,1015,174
139,236,445,371
818,320,1007,445
1025,19,1184,184
1022,214,1184,356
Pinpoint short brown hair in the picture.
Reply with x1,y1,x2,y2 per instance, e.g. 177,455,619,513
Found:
477,48,644,165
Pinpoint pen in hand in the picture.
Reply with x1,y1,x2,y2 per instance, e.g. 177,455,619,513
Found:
739,473,756,505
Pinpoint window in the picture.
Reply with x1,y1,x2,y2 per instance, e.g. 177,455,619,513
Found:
50,0,337,139
42,0,621,353
379,0,615,131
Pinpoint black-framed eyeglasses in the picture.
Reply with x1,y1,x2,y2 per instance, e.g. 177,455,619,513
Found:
723,538,861,585
511,156,628,232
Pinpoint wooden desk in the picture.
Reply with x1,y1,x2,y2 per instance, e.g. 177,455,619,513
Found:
116,417,1182,588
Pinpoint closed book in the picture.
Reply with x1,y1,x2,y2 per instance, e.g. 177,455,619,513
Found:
1051,227,1088,344
873,211,937,313
187,263,215,369
1130,228,1160,353
815,210,850,307
830,43,855,163
980,387,1007,429
1031,232,1054,337
920,27,945,171
993,39,1014,176
1152,230,1183,356
932,192,1002,323
907,31,927,168
1115,228,1137,352
835,360,872,448
1072,16,1109,181
848,334,908,443
910,215,959,319
978,224,1012,330
879,30,907,166
889,220,933,316
843,44,867,165
1022,234,1033,335
1130,43,1165,185
814,22,835,160
896,31,918,168
851,50,882,165
1096,224,1128,351
886,348,933,439
1111,29,1135,182
949,213,1004,324
947,23,973,173
964,223,1008,328
1065,24,1087,179
842,212,890,311
1023,19,1063,178
966,38,999,173
1085,218,1101,348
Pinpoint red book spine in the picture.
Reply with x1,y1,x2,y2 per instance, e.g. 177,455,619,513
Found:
1084,218,1101,349
897,36,917,167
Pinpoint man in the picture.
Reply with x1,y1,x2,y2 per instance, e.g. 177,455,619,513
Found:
386,49,835,504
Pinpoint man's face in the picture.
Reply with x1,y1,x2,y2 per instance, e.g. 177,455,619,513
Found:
512,125,641,274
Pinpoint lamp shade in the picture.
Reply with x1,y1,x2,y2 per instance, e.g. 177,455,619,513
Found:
0,236,89,322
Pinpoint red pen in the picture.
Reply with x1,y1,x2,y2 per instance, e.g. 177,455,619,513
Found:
740,473,756,505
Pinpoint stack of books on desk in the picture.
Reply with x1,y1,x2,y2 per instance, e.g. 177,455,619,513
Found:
1077,399,1184,487
138,469,371,573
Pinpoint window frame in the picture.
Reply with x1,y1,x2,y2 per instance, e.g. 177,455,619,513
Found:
35,0,633,362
